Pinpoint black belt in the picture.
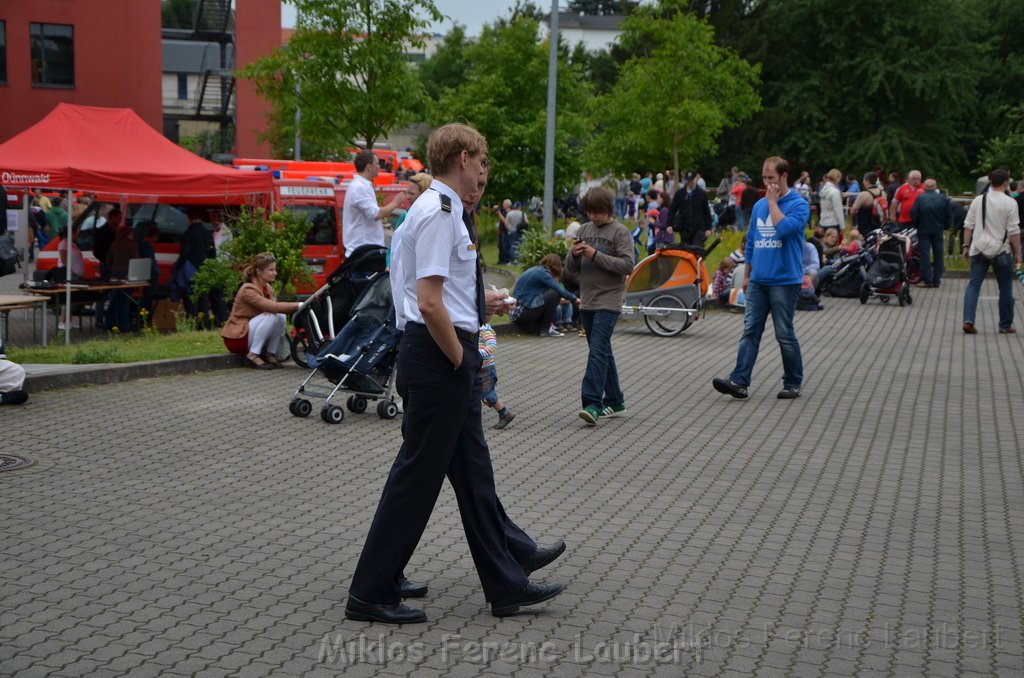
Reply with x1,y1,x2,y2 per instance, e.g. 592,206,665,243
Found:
408,321,478,344
454,327,479,344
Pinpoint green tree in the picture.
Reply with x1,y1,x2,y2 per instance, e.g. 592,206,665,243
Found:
238,0,442,157
714,0,984,181
429,16,593,202
589,4,761,181
969,0,1024,174
567,0,640,14
416,24,470,102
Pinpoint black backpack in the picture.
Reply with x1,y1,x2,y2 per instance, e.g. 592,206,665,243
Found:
0,233,19,276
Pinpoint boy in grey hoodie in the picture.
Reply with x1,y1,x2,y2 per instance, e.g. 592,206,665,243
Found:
566,186,635,425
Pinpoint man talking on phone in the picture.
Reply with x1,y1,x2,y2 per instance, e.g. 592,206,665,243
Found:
713,156,810,400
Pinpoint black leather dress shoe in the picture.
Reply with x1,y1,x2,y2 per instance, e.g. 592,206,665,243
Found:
399,577,428,598
345,594,426,624
521,540,566,575
491,582,564,617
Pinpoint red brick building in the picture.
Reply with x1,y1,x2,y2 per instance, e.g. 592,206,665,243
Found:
0,0,278,158
0,0,163,142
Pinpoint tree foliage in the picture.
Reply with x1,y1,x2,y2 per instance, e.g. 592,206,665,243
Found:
589,4,760,180
238,0,442,157
567,0,640,15
416,24,470,102
426,17,594,202
713,0,984,181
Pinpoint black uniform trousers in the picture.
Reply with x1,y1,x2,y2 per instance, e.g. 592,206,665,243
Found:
349,322,529,604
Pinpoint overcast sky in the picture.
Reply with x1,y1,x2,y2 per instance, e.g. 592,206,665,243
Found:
281,1,527,36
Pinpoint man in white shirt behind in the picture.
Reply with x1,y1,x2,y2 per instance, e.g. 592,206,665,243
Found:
342,149,404,257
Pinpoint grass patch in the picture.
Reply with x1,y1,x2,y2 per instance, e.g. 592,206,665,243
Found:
9,330,227,365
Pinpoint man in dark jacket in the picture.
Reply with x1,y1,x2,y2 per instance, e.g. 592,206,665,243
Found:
667,170,712,247
178,208,215,320
910,178,953,288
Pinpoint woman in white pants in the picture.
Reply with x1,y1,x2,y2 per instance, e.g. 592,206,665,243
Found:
220,253,300,369
0,337,28,405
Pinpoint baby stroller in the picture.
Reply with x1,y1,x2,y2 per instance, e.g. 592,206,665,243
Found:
289,272,402,424
820,230,880,298
289,244,387,367
621,238,720,336
859,231,913,306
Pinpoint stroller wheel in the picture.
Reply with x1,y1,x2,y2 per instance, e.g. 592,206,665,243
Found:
292,399,313,418
899,286,911,307
321,404,345,424
347,395,368,414
377,400,399,420
859,283,871,305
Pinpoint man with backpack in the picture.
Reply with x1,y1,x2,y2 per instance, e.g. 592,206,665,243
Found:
849,171,888,234
910,178,953,288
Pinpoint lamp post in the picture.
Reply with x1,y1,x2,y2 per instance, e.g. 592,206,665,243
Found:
542,0,559,235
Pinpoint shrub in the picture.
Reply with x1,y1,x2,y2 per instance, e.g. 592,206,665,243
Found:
190,206,312,305
517,227,569,269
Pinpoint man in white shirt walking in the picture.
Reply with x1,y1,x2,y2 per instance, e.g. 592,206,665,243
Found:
342,149,404,257
961,168,1022,334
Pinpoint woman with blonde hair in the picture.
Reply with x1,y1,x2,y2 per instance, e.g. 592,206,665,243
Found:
221,253,300,369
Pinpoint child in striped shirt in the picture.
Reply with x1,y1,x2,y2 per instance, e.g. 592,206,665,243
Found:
478,324,515,430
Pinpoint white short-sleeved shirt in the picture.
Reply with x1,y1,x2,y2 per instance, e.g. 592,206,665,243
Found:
391,179,479,333
342,174,383,256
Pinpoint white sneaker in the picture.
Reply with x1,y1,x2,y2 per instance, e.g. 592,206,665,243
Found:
58,321,67,331
542,325,564,337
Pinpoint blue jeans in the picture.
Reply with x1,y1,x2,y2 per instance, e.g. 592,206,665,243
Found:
555,301,573,326
729,281,803,389
963,252,1015,330
917,231,944,286
580,310,624,409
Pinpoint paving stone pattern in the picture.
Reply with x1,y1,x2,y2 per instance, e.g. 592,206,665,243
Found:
2,279,1024,677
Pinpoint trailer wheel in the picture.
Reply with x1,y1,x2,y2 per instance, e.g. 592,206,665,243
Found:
643,294,691,337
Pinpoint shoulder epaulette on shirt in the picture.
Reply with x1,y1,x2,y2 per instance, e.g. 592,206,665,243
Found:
440,194,452,213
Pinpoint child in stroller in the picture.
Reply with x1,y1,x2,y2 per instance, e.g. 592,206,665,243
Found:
289,272,402,423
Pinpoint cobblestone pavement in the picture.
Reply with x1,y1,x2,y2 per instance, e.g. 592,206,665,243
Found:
3,278,1024,677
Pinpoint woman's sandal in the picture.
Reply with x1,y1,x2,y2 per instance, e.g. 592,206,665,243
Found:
261,353,283,369
245,354,274,370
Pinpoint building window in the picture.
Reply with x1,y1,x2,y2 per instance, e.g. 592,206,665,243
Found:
0,22,7,85
30,23,74,88
177,73,188,99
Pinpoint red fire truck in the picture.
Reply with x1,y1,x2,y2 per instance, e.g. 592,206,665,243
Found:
36,177,406,295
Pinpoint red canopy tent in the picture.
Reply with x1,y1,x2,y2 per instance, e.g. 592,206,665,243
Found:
0,103,272,197
0,103,274,343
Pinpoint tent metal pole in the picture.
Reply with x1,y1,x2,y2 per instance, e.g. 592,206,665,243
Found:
64,189,72,345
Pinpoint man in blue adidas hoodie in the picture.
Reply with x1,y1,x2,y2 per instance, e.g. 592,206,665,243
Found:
713,156,810,400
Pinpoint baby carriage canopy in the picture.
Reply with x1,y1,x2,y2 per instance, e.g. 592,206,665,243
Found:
290,244,387,366
626,245,711,298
